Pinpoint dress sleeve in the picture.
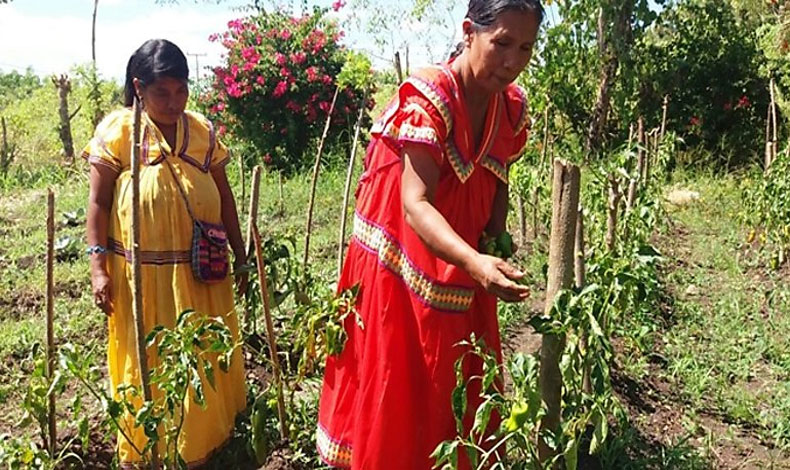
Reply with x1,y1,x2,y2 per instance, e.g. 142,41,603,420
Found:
506,85,531,165
210,135,230,171
81,109,131,173
375,85,450,167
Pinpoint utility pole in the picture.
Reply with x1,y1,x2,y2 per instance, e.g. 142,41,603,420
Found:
186,52,207,84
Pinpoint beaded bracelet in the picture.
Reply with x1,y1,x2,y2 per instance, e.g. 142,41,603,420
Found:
85,245,108,256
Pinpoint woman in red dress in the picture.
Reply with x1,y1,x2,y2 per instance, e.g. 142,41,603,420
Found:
318,1,543,468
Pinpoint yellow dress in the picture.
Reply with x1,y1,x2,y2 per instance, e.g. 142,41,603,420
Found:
82,108,247,467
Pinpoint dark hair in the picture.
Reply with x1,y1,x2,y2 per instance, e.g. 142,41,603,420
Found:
123,39,189,107
450,0,545,59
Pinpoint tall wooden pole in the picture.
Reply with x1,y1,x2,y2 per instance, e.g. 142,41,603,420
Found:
131,98,159,469
337,88,369,277
660,95,669,139
244,166,262,329
394,52,404,84
304,86,340,268
46,190,56,457
573,205,592,396
252,224,288,440
538,159,580,465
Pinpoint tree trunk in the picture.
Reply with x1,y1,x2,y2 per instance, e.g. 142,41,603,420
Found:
338,88,369,277
52,75,75,163
303,86,340,267
538,159,581,466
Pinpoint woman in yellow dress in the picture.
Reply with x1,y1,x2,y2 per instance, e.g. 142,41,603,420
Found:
84,39,247,467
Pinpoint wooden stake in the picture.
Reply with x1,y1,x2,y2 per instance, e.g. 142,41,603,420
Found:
530,186,540,242
574,205,592,396
394,52,404,84
637,116,646,182
239,151,246,221
770,77,779,164
46,190,56,457
541,103,550,169
244,166,262,261
337,88,369,277
517,194,527,250
606,175,621,253
539,159,580,465
244,166,262,329
627,122,634,149
252,224,288,440
278,171,284,215
660,95,669,139
304,86,341,268
766,101,773,172
130,98,159,469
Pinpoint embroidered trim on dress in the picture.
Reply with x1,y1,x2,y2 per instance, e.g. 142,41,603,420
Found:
317,424,353,469
404,76,454,135
480,155,508,184
446,139,476,183
513,85,531,135
109,238,191,265
352,212,475,312
83,152,121,173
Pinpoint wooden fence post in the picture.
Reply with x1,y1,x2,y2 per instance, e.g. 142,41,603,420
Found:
660,95,669,139
606,175,621,253
394,52,404,84
538,159,581,466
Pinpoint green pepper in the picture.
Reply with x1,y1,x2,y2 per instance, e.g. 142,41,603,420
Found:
504,400,530,432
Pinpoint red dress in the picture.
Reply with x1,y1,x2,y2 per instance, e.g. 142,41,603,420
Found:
317,64,531,470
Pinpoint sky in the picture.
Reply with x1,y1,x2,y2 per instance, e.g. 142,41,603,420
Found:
0,0,451,84
0,0,662,84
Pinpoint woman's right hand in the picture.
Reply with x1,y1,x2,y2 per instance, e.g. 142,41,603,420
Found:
467,254,530,303
90,267,113,316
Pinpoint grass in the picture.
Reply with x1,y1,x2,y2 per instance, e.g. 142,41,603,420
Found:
657,171,790,451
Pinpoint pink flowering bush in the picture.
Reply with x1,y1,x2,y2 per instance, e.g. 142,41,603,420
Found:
202,7,374,173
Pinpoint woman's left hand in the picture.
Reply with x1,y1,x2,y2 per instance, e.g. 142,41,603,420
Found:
234,258,249,298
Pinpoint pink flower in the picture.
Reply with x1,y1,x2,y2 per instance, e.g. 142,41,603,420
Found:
306,106,317,123
208,33,220,42
290,52,307,65
280,29,292,40
273,80,288,98
227,83,243,98
255,34,263,45
332,0,346,11
306,66,319,82
230,64,239,78
275,52,287,66
689,116,701,127
241,46,257,60
263,153,272,164
218,124,227,136
321,74,333,85
280,67,292,79
286,100,301,112
319,101,331,112
737,95,751,109
256,75,265,85
216,101,225,112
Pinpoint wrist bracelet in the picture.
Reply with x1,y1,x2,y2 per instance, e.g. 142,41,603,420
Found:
86,245,108,256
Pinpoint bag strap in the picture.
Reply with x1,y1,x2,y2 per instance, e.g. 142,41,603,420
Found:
162,156,200,225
